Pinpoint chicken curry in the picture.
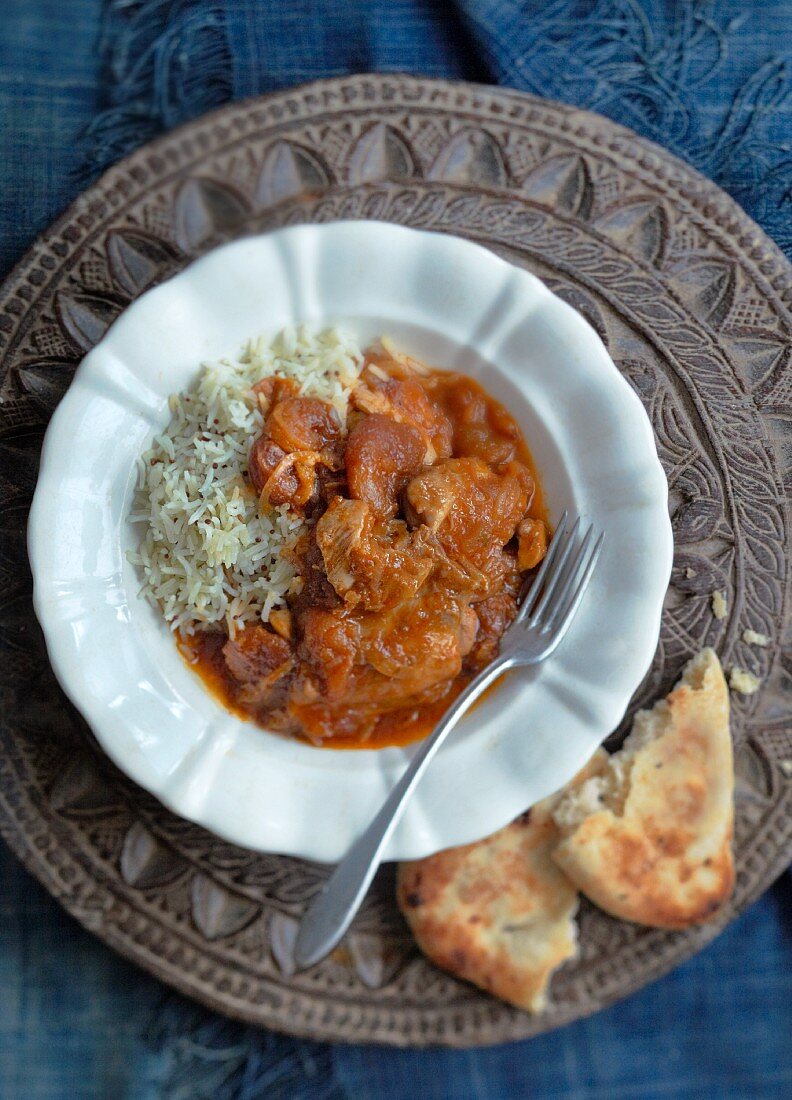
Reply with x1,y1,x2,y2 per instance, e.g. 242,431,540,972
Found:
181,345,548,749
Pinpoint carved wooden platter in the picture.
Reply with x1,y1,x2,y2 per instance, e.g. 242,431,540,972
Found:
1,76,790,1047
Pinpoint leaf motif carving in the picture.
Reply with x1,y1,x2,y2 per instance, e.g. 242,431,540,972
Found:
120,822,186,889
763,414,792,493
15,358,75,411
593,201,669,266
49,752,116,814
672,499,722,544
672,551,728,595
521,154,593,218
0,423,45,493
240,856,326,902
737,508,783,573
545,281,608,346
347,123,415,184
347,932,406,989
673,259,735,328
617,356,659,402
733,741,772,803
725,335,789,395
269,911,299,976
256,141,331,206
173,177,250,251
56,292,123,353
190,873,260,940
106,229,178,295
428,128,508,186
195,838,264,874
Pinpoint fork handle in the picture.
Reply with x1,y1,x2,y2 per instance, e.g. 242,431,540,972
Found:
293,655,512,970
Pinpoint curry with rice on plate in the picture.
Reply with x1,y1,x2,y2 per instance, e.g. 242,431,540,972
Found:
130,329,548,749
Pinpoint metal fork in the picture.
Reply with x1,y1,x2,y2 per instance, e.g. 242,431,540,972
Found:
293,512,603,970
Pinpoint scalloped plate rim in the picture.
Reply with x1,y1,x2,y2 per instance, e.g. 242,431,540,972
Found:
28,220,673,861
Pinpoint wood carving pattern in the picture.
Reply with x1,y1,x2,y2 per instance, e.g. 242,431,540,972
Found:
0,77,789,1046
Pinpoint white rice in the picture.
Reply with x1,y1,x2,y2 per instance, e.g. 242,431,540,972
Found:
127,325,364,636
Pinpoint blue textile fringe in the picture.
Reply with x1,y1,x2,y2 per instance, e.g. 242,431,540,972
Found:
460,0,792,254
82,0,792,257
83,0,234,172
142,999,343,1100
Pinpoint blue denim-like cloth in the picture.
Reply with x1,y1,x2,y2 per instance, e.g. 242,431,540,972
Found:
1,1,791,1097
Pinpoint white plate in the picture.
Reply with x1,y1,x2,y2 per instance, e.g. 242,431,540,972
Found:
28,221,672,862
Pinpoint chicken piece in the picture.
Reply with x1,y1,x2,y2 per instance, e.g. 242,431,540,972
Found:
405,458,529,595
223,625,294,712
352,364,453,463
517,517,548,572
349,376,392,418
315,496,435,610
313,463,347,505
358,589,477,682
236,663,294,711
361,590,469,685
294,594,472,737
249,397,344,507
422,538,492,602
356,518,437,609
403,461,465,532
223,625,292,683
369,342,434,378
432,375,519,466
314,497,367,596
292,534,343,610
265,396,341,454
505,459,536,504
252,375,300,416
261,450,321,509
298,607,360,700
287,694,379,744
459,603,480,655
466,592,518,670
317,588,476,718
402,457,532,539
345,414,426,517
248,436,287,496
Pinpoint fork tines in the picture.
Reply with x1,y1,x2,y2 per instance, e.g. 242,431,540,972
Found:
517,511,604,634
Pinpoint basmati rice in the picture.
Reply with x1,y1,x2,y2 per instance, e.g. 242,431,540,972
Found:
127,325,364,636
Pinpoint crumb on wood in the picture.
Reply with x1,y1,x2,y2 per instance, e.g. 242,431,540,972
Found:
779,760,792,779
729,666,761,695
685,567,696,579
712,590,727,620
742,628,769,647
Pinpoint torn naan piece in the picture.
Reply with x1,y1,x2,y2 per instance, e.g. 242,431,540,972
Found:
552,648,734,929
396,752,606,1013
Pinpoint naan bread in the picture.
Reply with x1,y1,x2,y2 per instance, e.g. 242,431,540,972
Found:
552,649,734,929
396,752,606,1013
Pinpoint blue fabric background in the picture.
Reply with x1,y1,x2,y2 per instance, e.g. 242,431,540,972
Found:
1,1,790,1096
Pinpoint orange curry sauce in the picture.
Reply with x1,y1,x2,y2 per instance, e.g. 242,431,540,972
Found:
179,630,505,750
181,358,546,750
